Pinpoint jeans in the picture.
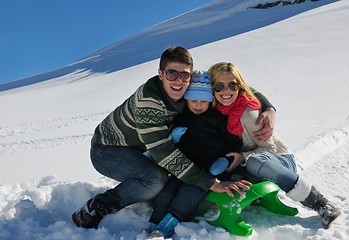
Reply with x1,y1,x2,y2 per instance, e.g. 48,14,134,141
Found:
89,145,169,216
245,152,298,192
149,175,207,223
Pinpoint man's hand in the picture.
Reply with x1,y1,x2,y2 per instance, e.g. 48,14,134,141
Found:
254,108,275,141
210,179,252,198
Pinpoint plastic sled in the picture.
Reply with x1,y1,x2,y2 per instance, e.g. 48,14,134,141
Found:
204,180,298,236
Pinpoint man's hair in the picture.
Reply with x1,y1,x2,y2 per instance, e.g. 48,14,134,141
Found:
159,46,193,71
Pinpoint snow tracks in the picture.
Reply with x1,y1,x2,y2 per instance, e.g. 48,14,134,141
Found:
0,112,108,155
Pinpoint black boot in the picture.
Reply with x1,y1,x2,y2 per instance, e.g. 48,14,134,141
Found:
301,186,340,229
72,198,103,229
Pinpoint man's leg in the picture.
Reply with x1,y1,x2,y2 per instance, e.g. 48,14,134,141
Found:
91,145,169,215
73,145,168,228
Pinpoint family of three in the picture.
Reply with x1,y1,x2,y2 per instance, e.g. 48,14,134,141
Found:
71,46,340,238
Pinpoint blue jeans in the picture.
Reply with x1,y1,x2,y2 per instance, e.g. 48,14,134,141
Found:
89,145,169,216
245,152,298,192
149,175,207,224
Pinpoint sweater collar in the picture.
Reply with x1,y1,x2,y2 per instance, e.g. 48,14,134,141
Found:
157,76,186,112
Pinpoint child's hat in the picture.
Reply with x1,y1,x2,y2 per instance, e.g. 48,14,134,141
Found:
184,70,213,102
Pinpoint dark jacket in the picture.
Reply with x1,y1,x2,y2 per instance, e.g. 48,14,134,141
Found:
173,106,242,172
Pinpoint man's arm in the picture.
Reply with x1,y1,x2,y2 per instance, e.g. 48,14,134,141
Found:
250,87,276,141
134,104,216,191
250,87,276,112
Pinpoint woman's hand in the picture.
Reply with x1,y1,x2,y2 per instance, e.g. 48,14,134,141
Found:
210,179,252,198
225,152,245,172
254,107,275,141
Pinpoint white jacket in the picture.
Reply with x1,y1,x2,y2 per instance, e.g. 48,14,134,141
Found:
240,107,289,163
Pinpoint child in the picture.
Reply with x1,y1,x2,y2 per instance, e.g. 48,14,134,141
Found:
147,70,274,238
208,62,341,229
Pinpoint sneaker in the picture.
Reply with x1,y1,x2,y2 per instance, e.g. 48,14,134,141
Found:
151,213,179,238
72,201,102,229
146,230,165,239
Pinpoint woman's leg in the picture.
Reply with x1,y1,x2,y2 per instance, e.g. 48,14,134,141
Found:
245,152,340,228
245,152,298,192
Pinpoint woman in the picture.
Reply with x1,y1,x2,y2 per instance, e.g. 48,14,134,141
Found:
208,62,340,229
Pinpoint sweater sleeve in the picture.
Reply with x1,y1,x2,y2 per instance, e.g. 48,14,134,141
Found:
240,108,277,163
250,87,276,112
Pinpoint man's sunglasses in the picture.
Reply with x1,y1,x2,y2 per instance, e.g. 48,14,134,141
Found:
162,69,191,83
213,82,239,92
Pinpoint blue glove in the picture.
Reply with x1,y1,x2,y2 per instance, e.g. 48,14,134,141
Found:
171,127,187,143
209,157,229,176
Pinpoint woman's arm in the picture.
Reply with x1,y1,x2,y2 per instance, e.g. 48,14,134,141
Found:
225,108,277,172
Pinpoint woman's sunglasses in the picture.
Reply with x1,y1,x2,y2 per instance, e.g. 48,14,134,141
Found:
213,82,239,92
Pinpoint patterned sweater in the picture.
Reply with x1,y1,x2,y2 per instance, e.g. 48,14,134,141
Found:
91,75,215,191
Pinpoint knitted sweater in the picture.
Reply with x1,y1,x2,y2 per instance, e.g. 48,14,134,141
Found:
91,76,215,191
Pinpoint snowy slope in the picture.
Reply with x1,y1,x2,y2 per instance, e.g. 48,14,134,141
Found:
0,0,335,92
1,0,349,239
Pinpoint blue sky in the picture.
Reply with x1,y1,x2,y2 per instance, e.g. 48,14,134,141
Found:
0,0,213,85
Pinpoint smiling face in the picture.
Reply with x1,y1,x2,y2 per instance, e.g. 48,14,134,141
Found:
213,72,239,106
186,100,210,115
158,62,192,101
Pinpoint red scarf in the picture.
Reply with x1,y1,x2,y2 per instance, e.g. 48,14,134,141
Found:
216,94,260,136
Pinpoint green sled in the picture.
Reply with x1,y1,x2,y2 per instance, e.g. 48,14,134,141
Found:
204,180,299,236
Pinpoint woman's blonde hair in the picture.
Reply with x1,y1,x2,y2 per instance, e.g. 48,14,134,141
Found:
208,62,258,107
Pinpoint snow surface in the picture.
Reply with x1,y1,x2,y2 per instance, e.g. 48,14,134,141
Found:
1,0,349,239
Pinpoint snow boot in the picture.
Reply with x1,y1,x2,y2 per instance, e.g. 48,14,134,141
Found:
301,186,341,229
149,213,179,238
286,177,341,229
72,199,103,229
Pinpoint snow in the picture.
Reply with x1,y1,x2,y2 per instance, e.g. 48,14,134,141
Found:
1,0,349,239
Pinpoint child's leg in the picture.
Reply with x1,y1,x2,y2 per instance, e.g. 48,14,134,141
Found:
168,182,207,222
245,152,298,192
149,175,181,224
149,182,207,238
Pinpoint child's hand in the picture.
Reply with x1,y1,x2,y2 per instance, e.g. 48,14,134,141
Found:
209,157,229,176
171,127,187,143
225,152,245,172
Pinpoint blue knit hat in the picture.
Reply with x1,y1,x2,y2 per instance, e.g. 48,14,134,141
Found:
184,70,213,102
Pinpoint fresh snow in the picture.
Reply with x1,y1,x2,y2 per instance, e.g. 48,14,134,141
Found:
1,0,349,239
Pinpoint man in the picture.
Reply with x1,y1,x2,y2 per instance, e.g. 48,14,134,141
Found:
72,46,274,229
